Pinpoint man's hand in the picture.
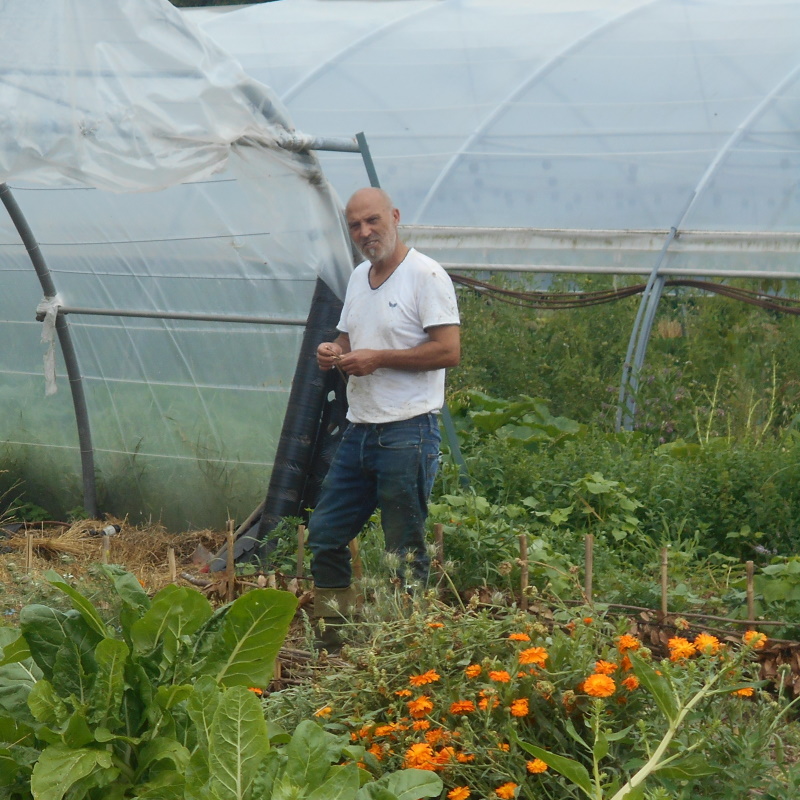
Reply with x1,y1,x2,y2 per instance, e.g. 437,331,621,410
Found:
316,341,344,371
337,349,383,377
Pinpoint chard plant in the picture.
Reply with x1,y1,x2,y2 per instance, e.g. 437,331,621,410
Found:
0,567,441,800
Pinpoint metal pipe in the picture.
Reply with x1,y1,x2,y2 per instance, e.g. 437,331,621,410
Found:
55,306,307,326
0,182,98,517
356,132,381,190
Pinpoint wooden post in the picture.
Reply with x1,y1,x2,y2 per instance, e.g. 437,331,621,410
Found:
746,560,755,624
349,538,363,581
226,520,236,603
519,533,529,612
102,534,111,565
25,533,33,572
296,524,306,578
660,547,669,619
168,547,177,583
584,533,594,607
434,523,445,568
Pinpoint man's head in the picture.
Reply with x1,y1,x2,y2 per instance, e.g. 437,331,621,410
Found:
345,187,403,267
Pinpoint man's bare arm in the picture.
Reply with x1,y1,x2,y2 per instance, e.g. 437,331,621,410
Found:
336,324,460,377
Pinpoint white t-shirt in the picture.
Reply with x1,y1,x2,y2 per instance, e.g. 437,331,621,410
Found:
337,248,460,424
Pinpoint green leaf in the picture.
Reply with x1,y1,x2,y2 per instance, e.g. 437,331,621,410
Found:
593,728,609,763
366,768,444,800
306,762,361,800
0,659,40,727
208,685,270,800
187,675,221,750
284,719,340,788
655,754,719,780
198,589,298,688
564,718,589,751
27,680,69,727
30,745,113,800
0,629,31,666
630,653,678,723
88,638,128,728
130,584,213,667
513,736,593,798
137,738,191,778
45,571,109,639
99,565,151,613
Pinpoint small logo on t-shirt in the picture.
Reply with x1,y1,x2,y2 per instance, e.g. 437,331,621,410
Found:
388,302,398,308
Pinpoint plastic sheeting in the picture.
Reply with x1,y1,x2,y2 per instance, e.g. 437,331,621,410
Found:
197,0,800,241
0,0,354,527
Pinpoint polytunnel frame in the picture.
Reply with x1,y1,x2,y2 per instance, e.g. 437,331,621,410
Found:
0,132,382,522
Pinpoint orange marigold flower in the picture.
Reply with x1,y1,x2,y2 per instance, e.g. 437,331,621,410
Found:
668,636,697,662
620,655,633,672
456,752,475,763
374,723,401,737
448,787,471,800
583,617,593,625
403,743,437,770
313,705,332,717
497,743,510,752
409,669,441,686
465,664,482,678
509,698,529,717
395,688,412,697
733,686,755,697
489,670,511,683
694,632,721,655
594,660,618,675
518,646,548,667
450,700,476,715
428,622,444,629
616,634,641,654
425,728,449,746
621,676,640,691
478,695,500,711
435,746,456,766
743,630,767,650
508,632,531,641
247,687,264,696
495,782,518,799
566,621,576,634
412,719,431,730
367,743,384,760
583,673,616,698
526,758,548,774
407,695,434,719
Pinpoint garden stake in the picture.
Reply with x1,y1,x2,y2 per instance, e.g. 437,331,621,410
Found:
584,533,594,607
168,547,177,583
746,560,755,623
660,547,669,619
102,534,110,565
296,524,305,578
25,533,33,572
434,522,444,569
226,521,235,602
349,538,362,581
519,533,529,611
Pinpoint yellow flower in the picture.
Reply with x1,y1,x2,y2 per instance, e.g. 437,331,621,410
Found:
508,632,531,641
448,787,471,800
489,670,511,683
733,686,755,697
518,647,548,667
465,664,482,678
668,636,697,662
403,743,437,770
743,630,767,650
509,698,529,717
409,669,441,686
495,782,518,799
621,676,640,691
594,660,618,675
313,706,332,717
449,700,476,715
583,673,616,698
526,758,548,774
616,634,641,653
407,695,434,719
694,632,721,655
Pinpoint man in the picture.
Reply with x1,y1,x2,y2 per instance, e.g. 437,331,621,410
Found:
309,187,460,646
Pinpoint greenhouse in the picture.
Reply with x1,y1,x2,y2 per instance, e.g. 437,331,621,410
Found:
1,0,799,532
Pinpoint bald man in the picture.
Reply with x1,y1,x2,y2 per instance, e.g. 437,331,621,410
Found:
309,188,460,646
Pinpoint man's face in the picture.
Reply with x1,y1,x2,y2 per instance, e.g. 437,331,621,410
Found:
345,193,399,265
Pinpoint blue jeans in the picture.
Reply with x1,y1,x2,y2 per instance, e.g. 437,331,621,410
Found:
308,412,441,589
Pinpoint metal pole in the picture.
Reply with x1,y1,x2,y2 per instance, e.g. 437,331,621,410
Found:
0,183,98,517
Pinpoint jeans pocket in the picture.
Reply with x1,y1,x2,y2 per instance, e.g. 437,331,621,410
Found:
377,422,422,450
